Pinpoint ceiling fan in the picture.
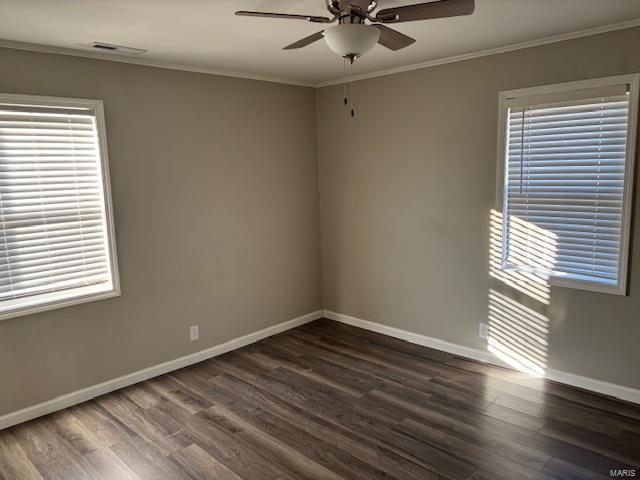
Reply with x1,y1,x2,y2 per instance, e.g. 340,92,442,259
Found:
236,0,475,62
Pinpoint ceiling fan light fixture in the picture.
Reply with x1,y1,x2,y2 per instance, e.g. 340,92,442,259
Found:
323,24,380,60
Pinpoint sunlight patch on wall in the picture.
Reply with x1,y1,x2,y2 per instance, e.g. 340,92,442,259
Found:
488,289,549,376
488,210,554,376
504,214,558,274
489,210,552,304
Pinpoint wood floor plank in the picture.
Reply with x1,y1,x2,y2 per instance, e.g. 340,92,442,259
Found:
283,330,444,379
300,319,455,363
0,430,44,480
396,418,557,480
360,388,551,471
205,373,443,480
258,367,476,480
246,412,392,480
169,444,244,480
11,417,93,480
492,391,632,437
446,357,631,416
542,457,613,480
484,402,548,431
236,348,365,398
155,399,286,480
1,319,637,480
540,420,640,467
417,395,636,476
620,407,640,421
48,410,142,480
121,383,166,410
146,374,212,414
109,433,193,480
68,401,135,449
263,338,439,395
96,392,190,457
200,403,355,480
287,330,495,408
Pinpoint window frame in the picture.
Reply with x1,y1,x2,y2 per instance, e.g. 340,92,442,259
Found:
0,93,120,321
494,74,640,295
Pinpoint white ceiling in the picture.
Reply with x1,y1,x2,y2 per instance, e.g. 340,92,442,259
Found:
1,0,640,86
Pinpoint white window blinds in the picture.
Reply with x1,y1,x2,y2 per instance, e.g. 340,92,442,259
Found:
499,79,637,294
0,96,119,319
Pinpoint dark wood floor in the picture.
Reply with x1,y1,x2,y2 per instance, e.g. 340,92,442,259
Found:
1,319,639,480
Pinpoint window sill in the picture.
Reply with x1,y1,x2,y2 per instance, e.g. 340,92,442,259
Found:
499,263,626,296
0,284,121,322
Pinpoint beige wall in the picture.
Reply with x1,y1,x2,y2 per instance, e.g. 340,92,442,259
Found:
317,27,640,390
0,48,322,416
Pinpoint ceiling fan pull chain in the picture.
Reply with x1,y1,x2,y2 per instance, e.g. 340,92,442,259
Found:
350,60,355,118
343,57,348,107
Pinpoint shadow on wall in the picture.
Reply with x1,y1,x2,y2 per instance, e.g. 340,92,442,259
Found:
488,210,555,376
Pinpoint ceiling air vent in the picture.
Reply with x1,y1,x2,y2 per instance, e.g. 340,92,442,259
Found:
89,42,147,55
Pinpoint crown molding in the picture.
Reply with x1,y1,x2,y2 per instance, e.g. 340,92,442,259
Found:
2,18,640,89
315,18,640,87
0,39,315,88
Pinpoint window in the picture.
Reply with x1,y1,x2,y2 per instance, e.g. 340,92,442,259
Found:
0,93,119,320
496,75,639,295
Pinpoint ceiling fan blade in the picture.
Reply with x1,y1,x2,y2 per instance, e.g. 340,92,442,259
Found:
236,11,331,23
375,0,474,23
373,24,416,51
283,31,325,50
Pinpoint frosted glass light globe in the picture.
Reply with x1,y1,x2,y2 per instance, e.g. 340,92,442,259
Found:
323,24,380,59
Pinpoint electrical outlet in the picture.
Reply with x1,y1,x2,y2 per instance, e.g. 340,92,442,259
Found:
479,322,489,339
189,325,199,342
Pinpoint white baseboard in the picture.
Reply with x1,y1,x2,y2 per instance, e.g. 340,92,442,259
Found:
323,310,640,405
3,307,636,430
0,310,323,430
